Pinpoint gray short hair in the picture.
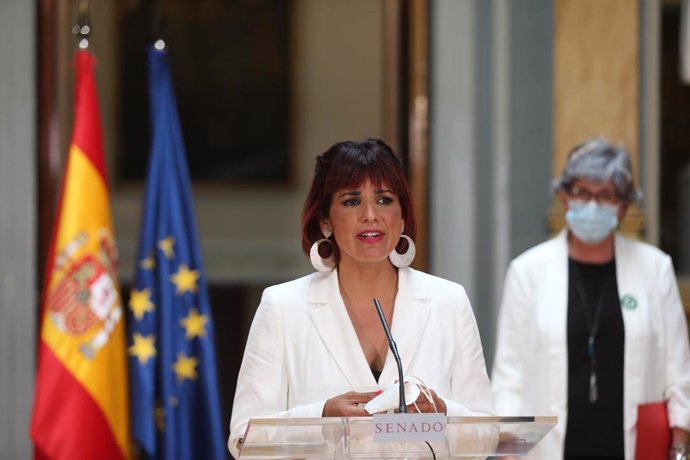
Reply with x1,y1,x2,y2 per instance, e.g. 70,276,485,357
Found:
550,137,642,203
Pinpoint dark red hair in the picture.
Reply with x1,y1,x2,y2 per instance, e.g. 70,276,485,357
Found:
301,138,416,262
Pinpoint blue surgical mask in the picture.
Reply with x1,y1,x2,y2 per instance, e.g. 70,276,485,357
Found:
565,200,619,244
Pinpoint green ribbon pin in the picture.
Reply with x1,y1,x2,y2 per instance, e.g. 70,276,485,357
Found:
620,294,638,310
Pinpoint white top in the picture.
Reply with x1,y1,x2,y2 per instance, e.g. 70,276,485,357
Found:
492,230,690,459
229,267,494,458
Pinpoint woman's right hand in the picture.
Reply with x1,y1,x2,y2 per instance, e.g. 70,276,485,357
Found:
322,391,380,417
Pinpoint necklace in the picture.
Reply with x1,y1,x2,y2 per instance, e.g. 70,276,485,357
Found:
573,263,611,404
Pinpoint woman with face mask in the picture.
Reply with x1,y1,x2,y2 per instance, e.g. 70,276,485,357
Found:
491,138,690,460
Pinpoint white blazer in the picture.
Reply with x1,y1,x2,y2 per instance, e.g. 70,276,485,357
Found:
229,267,493,458
491,230,690,459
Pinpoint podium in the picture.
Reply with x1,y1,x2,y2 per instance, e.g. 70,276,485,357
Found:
237,415,557,459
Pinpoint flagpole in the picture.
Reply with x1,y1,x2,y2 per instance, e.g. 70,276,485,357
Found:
152,0,166,52
152,0,166,42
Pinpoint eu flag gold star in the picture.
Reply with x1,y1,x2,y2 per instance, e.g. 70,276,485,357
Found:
140,252,155,270
129,333,157,365
129,288,155,320
158,236,175,259
172,353,198,381
180,307,209,339
155,405,166,432
170,264,199,294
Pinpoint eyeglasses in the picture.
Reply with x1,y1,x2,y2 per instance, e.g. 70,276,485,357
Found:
567,186,622,206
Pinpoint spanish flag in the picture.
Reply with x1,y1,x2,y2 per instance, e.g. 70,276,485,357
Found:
30,50,130,460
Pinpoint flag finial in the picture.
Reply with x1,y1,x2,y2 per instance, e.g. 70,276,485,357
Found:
71,0,91,49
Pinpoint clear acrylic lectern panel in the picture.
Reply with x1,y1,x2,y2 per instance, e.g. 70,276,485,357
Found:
238,415,556,459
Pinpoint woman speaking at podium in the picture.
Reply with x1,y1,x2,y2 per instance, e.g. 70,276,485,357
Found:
228,138,493,458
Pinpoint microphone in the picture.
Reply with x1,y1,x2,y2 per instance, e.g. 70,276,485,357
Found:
373,298,407,413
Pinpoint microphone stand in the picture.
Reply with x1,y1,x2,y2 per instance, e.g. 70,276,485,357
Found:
373,298,406,413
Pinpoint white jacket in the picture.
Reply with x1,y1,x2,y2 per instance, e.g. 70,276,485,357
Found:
229,267,493,458
491,230,690,459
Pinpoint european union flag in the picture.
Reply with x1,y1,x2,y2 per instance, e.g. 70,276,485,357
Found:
127,45,226,460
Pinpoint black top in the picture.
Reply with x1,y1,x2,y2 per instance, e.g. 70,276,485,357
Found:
564,258,625,460
371,368,382,383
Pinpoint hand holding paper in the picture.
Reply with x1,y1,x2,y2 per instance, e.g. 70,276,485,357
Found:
364,380,421,414
322,391,379,417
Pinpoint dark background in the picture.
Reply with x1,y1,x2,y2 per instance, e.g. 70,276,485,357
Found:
118,0,291,184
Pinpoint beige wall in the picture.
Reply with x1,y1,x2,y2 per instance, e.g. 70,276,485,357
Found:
550,0,644,235
554,0,639,178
